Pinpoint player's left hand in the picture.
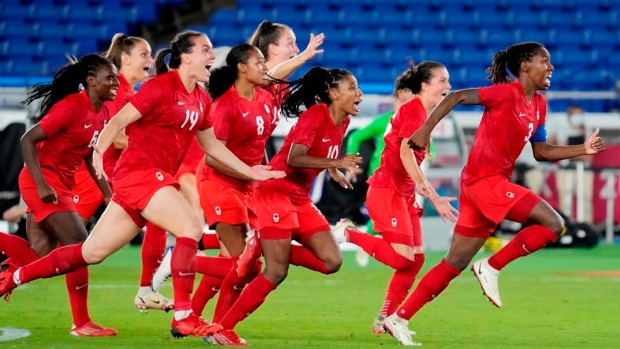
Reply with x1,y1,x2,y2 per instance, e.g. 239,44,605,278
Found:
301,33,325,60
429,195,459,223
93,147,108,180
584,127,605,155
329,168,354,189
249,165,286,181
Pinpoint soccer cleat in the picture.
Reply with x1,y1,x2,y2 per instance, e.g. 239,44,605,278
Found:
236,230,261,279
209,329,250,347
0,263,18,301
151,246,173,293
372,315,386,334
170,313,211,338
70,321,117,337
383,315,421,346
472,258,502,308
331,218,355,244
135,291,174,312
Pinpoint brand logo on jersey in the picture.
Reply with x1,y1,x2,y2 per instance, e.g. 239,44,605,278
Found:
155,172,164,181
519,113,527,117
391,217,398,227
242,112,249,117
264,104,270,114
84,124,92,128
177,101,184,105
73,195,79,203
506,192,515,199
215,206,222,216
322,138,331,142
273,213,280,223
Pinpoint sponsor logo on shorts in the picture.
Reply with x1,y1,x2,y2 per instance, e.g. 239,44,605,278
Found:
506,191,515,199
155,172,164,181
391,217,397,227
73,195,79,203
215,206,222,216
273,213,280,223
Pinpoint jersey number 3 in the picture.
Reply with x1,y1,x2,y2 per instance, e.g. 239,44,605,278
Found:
524,122,533,142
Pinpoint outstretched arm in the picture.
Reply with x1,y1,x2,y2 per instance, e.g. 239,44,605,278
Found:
267,33,324,81
531,127,605,162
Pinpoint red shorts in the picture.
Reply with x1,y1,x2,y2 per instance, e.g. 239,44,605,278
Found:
19,168,75,223
72,170,105,219
112,168,179,227
367,186,423,248
455,175,542,239
255,187,330,244
198,179,258,229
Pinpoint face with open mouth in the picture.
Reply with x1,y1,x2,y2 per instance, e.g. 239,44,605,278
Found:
332,74,363,117
272,28,300,64
90,62,119,101
422,66,451,108
527,47,554,90
186,35,216,83
124,40,153,81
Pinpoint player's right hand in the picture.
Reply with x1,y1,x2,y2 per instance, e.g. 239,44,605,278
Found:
302,33,325,59
38,183,58,205
249,165,286,181
336,153,363,173
408,127,431,151
429,195,459,223
93,147,108,181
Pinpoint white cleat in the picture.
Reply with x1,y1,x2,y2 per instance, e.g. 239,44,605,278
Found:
331,218,354,244
134,291,174,312
383,315,421,346
472,258,502,308
151,246,173,293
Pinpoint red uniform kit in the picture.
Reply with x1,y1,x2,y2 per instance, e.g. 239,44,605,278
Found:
455,80,547,238
111,70,212,227
72,73,134,218
255,104,350,243
19,90,107,222
199,85,280,229
367,97,427,247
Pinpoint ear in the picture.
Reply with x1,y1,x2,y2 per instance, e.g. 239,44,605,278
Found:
85,74,97,87
268,43,278,58
328,88,339,101
237,62,247,75
120,52,131,66
520,60,530,73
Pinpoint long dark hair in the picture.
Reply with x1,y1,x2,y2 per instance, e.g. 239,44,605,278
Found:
207,43,258,101
21,54,112,120
394,59,445,95
248,20,290,61
105,32,147,69
278,66,351,118
153,30,204,75
486,42,546,84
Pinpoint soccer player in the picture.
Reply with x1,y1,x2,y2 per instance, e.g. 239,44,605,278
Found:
204,67,363,346
340,61,458,339
0,30,285,339
384,42,606,345
7,54,118,336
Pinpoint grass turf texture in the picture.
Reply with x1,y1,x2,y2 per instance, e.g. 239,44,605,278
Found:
0,245,618,348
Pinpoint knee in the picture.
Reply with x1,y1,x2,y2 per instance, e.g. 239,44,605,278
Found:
263,264,289,285
445,255,472,272
82,246,106,265
176,219,203,240
545,213,566,237
323,253,343,274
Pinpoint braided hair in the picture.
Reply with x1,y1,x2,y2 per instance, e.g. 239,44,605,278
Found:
21,54,112,120
486,42,545,84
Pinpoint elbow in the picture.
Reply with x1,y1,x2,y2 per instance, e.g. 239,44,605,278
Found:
533,152,548,162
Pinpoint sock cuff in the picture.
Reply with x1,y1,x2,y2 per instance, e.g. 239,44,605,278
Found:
176,237,198,249
256,273,277,291
440,258,461,276
539,225,559,242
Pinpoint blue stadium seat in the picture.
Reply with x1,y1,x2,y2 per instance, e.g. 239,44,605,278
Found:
484,29,518,49
38,22,73,40
41,41,79,57
579,11,619,29
511,10,548,28
34,4,69,21
553,29,587,46
2,21,38,39
0,59,12,74
12,58,48,76
209,9,242,27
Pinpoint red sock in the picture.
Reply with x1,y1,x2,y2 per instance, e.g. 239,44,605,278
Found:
196,255,233,278
191,274,223,317
219,273,277,330
170,237,198,311
65,266,91,327
382,254,426,316
289,245,328,274
140,223,168,287
347,229,412,269
396,258,460,320
212,257,243,323
20,244,87,283
201,234,220,250
488,225,558,271
0,233,39,266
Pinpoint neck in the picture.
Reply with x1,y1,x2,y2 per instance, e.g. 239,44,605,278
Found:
120,71,138,89
235,80,255,101
518,77,536,103
87,92,104,112
328,104,347,127
418,95,435,115
177,66,197,94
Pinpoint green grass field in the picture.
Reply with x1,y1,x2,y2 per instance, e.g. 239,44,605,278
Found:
0,245,618,348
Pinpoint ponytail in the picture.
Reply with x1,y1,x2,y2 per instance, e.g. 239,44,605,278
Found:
207,43,257,100
105,33,146,69
486,42,545,84
486,50,511,84
154,48,172,76
248,20,289,61
154,30,205,76
394,59,445,95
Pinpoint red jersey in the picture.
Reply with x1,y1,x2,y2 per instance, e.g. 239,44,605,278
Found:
264,83,289,108
102,73,134,176
182,137,204,168
260,103,350,205
113,70,212,180
462,79,547,185
368,97,426,199
35,90,107,189
203,86,279,189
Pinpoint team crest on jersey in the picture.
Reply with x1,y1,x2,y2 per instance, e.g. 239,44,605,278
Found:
391,217,398,227
264,104,270,114
273,213,280,223
506,192,515,199
155,172,164,181
73,195,79,203
215,206,222,216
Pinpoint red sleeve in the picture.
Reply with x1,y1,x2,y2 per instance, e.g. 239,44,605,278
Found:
290,108,319,148
397,101,425,138
128,77,166,117
210,96,234,141
198,92,213,131
478,83,514,110
38,99,73,137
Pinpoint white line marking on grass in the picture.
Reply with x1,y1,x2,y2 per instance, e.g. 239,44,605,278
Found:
0,327,31,342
